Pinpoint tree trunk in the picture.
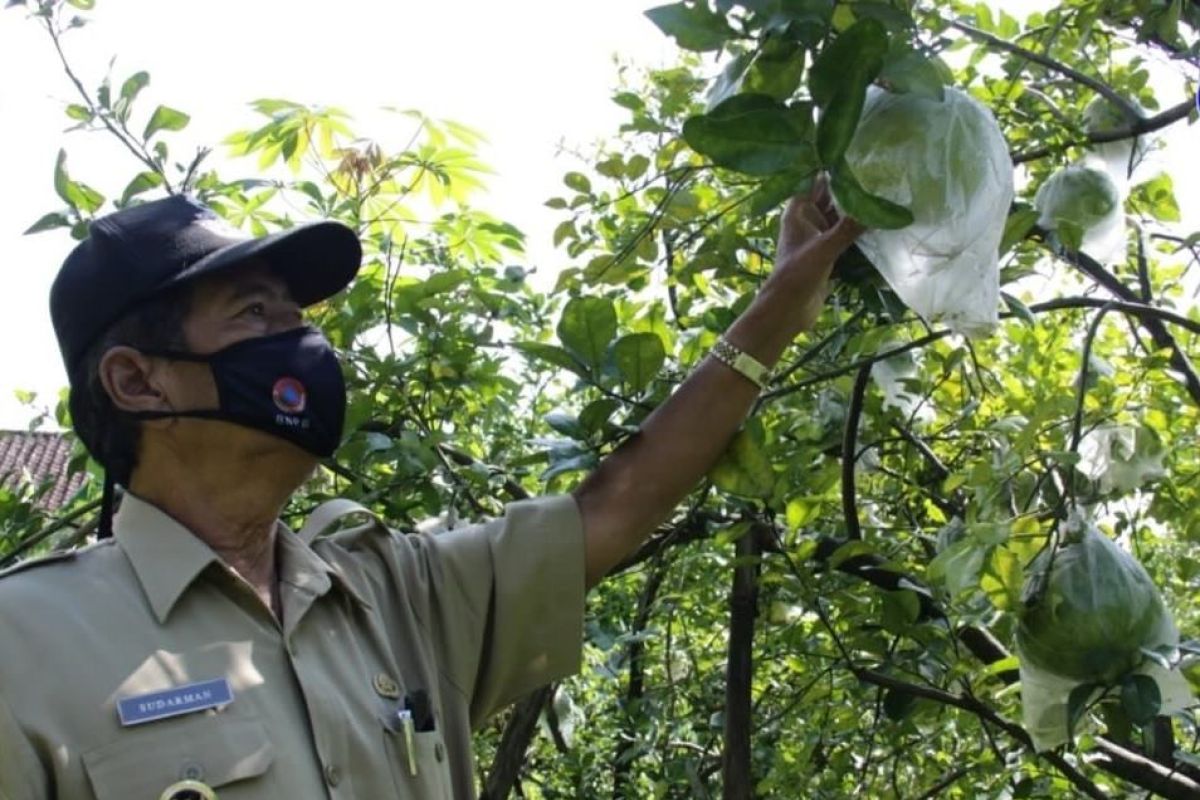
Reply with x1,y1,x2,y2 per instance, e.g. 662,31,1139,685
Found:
722,526,762,800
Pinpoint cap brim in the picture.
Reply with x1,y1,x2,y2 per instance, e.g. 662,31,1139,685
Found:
169,221,362,307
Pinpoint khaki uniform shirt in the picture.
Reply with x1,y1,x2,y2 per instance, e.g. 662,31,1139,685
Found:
0,491,585,799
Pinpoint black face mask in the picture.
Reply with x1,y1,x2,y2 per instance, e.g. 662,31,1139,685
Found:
135,326,346,458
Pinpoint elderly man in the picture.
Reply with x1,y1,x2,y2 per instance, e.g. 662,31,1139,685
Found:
0,189,859,799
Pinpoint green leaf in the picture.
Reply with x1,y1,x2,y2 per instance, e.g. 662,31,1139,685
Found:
66,0,94,8
557,296,618,369
709,418,775,499
811,22,890,166
52,149,104,214
830,160,912,229
1067,682,1100,740
882,589,921,632
119,171,164,205
645,2,735,52
744,37,806,101
682,94,816,176
65,104,92,122
1000,205,1039,255
579,398,620,434
613,332,666,392
768,0,834,46
828,539,875,569
143,105,190,140
1057,219,1084,251
1001,292,1037,327
1120,674,1162,725
119,71,149,104
53,149,71,206
980,544,1022,611
809,18,889,108
541,448,598,481
23,211,71,235
812,21,888,165
626,154,650,180
879,44,945,101
1134,173,1181,222
512,341,588,378
564,172,592,194
545,410,588,440
706,51,752,110
927,537,988,595
1139,645,1177,671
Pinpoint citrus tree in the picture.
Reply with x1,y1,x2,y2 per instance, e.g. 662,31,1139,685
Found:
5,0,1200,797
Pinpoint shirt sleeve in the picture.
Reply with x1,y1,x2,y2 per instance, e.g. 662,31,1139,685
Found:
414,494,586,727
0,690,47,800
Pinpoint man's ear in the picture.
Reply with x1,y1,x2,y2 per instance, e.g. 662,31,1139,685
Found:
98,346,170,413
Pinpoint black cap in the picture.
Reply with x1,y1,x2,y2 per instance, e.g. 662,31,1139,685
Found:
50,194,362,376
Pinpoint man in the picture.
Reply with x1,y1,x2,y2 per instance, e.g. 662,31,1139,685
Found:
0,188,860,799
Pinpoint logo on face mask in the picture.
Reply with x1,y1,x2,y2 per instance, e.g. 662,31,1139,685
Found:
272,377,307,414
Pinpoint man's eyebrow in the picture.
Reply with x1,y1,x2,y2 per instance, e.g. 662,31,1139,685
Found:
221,276,291,304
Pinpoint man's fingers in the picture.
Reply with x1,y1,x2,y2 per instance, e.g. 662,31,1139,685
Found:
816,214,866,257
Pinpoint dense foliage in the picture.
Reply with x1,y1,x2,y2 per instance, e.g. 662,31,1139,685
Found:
4,0,1200,797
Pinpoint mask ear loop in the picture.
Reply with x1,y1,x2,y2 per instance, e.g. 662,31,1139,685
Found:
98,471,116,540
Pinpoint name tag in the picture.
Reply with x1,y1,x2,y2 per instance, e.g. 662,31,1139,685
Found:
117,678,233,727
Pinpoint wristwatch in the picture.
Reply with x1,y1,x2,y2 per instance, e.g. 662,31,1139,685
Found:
710,337,771,390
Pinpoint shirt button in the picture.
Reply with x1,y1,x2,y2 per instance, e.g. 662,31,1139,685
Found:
180,762,205,781
373,672,401,699
324,763,342,787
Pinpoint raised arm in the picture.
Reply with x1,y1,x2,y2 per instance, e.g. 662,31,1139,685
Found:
574,183,864,588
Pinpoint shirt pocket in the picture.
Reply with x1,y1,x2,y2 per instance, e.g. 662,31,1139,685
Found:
81,716,275,800
379,717,454,799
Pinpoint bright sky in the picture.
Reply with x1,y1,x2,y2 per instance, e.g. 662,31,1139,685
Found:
0,0,675,428
0,2,1194,431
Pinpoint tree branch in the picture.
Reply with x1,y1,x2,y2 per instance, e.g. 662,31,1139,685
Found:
949,18,1137,121
1012,98,1194,164
613,558,668,795
722,525,762,800
1092,738,1200,800
480,685,555,800
841,363,873,541
42,14,174,193
1056,248,1200,407
852,669,1110,800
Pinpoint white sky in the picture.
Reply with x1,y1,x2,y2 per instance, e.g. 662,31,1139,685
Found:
0,1,1194,430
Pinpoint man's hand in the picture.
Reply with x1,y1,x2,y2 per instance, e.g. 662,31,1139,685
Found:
575,179,863,588
767,178,865,336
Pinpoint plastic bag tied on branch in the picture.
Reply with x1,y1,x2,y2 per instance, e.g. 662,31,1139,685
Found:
1016,510,1193,751
834,86,1014,337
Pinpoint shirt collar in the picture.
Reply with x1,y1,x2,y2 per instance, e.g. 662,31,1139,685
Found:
115,493,370,624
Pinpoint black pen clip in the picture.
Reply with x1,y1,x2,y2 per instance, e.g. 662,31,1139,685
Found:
405,689,435,732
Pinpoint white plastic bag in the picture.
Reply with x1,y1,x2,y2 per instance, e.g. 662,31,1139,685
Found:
838,86,1014,337
1083,96,1148,195
1034,163,1126,265
1016,511,1192,750
1077,424,1166,494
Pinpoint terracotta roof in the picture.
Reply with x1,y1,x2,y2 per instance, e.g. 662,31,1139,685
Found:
0,431,86,510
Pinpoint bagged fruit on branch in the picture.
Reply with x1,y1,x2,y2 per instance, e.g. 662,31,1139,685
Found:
1083,95,1148,193
1034,163,1126,265
834,86,1014,337
1016,510,1192,750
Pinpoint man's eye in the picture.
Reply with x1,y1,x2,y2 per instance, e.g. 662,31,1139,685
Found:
243,302,266,317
